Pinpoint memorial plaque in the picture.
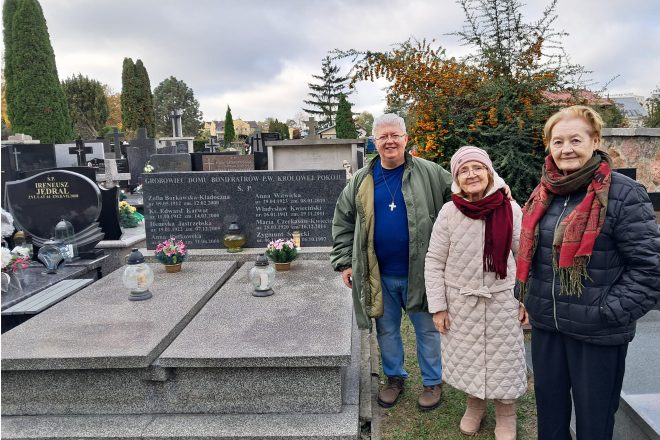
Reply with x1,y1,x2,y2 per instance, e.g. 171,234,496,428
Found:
143,170,346,249
5,170,105,249
201,154,254,171
149,154,191,172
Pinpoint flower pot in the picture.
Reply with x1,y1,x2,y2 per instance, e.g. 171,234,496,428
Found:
164,263,182,273
275,262,291,272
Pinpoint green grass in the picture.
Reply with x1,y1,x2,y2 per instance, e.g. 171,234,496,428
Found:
378,318,537,439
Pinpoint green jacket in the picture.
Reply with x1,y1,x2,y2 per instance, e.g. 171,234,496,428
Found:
331,153,452,330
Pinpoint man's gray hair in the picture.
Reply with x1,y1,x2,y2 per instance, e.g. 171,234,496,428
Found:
372,114,406,136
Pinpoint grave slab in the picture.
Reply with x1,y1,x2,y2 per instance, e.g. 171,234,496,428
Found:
160,260,352,368
1,261,237,371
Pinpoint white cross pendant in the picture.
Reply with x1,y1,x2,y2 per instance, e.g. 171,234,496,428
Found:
389,201,397,211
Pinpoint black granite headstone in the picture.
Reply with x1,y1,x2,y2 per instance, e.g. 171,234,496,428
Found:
143,170,346,249
4,144,57,177
175,141,189,153
149,154,192,172
614,168,636,180
649,192,660,212
88,158,106,174
126,128,157,186
5,170,105,250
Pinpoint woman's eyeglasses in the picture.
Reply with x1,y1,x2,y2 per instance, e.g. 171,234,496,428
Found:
458,165,487,177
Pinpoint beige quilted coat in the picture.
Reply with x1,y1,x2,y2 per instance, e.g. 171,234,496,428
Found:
424,185,527,400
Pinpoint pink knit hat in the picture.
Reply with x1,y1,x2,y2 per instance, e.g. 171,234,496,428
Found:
450,146,494,180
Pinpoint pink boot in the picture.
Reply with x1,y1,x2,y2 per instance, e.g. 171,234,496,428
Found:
494,400,517,440
459,395,486,436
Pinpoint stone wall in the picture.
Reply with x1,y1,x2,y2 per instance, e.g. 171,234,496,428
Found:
602,128,660,193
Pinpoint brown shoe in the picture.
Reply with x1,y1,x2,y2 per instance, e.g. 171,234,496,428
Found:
494,401,517,440
459,395,486,435
377,376,405,408
418,383,442,411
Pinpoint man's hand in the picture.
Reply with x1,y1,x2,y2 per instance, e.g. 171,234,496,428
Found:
341,267,353,289
518,304,529,325
433,311,451,334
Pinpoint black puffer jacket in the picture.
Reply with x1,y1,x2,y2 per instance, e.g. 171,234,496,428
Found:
523,172,660,346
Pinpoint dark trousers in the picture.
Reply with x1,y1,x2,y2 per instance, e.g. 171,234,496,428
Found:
531,327,628,440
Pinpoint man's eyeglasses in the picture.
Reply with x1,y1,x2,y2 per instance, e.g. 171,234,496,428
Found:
458,165,487,177
375,133,406,142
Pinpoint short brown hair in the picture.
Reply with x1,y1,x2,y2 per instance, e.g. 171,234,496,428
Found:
543,105,604,150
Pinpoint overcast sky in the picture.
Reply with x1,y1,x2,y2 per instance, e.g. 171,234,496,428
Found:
26,0,660,122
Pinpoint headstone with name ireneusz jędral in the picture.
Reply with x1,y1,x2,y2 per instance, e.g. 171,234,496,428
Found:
143,170,346,249
5,170,105,250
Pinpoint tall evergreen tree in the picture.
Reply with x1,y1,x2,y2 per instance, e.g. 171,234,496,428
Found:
121,58,155,137
3,0,73,143
224,106,235,146
3,0,19,127
62,74,109,139
134,59,155,137
303,57,351,128
335,94,357,139
153,76,203,137
120,57,137,133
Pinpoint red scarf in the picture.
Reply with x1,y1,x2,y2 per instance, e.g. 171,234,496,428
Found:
516,151,612,297
452,189,513,279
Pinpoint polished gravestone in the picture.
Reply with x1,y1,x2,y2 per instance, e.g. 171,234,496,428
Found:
149,153,192,172
5,170,105,250
199,153,253,171
143,170,346,249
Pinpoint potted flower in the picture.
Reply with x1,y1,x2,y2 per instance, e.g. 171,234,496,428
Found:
119,201,143,228
143,161,154,173
154,237,188,273
1,246,31,293
265,238,298,271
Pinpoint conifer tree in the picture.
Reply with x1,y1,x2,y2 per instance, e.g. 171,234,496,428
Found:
3,0,73,142
335,94,357,139
62,74,109,139
134,59,155,137
224,106,235,146
303,57,351,128
3,0,18,126
121,58,137,133
268,119,290,140
153,76,203,137
121,58,155,137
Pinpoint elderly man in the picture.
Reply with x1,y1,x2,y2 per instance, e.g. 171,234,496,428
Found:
331,113,452,410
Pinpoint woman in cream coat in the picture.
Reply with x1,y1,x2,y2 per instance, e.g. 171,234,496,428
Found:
425,146,527,440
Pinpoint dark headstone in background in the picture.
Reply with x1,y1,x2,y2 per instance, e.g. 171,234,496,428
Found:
149,154,191,172
200,154,254,171
175,141,189,153
649,192,660,212
3,144,57,177
5,170,104,250
614,168,636,180
99,186,122,240
143,170,347,249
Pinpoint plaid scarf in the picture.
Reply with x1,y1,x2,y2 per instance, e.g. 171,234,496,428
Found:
452,189,513,279
516,150,612,298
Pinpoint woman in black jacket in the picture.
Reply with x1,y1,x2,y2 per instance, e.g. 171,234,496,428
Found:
516,105,660,440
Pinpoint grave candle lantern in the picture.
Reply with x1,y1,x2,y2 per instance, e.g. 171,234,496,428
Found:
223,222,246,253
54,219,78,262
249,253,275,297
123,248,154,301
